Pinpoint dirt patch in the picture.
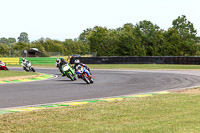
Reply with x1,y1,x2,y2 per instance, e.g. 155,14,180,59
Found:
172,88,200,94
0,74,42,81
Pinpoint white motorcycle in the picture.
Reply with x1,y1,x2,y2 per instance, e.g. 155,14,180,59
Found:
22,61,35,72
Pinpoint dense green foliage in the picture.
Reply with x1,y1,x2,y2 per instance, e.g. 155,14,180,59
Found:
18,32,29,43
0,15,200,57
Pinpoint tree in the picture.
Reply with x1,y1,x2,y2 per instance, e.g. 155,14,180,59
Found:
42,40,64,53
134,20,162,56
0,37,8,44
63,39,89,55
87,26,113,56
18,32,29,43
162,28,182,55
172,15,197,39
13,42,30,50
0,37,16,48
8,38,16,44
116,23,145,56
172,15,198,55
78,28,92,43
0,44,9,56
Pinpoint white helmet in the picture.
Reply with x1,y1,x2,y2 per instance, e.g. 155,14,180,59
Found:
22,58,25,61
74,59,80,64
56,58,60,63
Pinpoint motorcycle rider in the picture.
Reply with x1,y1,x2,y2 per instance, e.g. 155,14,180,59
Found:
0,60,3,65
0,60,5,66
73,59,92,75
21,58,35,72
21,58,29,71
58,58,70,76
56,58,62,73
0,61,5,69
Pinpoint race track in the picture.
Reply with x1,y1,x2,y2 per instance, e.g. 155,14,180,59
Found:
1,68,200,109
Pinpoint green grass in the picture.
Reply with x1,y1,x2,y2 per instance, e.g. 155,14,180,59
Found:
1,91,200,132
0,71,40,78
7,64,200,69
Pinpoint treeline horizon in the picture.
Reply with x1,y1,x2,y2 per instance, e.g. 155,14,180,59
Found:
0,15,200,57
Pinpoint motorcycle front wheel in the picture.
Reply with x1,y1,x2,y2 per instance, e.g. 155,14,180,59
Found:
90,77,94,84
68,73,74,81
31,67,35,72
5,67,9,70
83,74,90,84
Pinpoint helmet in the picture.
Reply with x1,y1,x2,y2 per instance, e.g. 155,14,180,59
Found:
56,58,60,63
74,59,80,64
60,58,65,62
22,58,25,61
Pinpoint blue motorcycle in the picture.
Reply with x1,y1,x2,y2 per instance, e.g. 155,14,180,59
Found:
76,65,94,84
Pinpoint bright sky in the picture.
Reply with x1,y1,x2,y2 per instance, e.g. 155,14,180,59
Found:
0,0,199,41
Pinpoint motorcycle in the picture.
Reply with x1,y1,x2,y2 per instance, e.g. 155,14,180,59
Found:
0,61,9,70
22,61,35,72
76,65,94,84
61,64,76,81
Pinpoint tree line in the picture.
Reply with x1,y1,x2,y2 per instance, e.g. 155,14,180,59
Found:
0,15,200,57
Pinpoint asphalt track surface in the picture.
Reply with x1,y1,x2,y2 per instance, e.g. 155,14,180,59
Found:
1,68,200,109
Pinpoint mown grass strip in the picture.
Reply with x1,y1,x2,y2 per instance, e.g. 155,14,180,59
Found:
0,91,168,115
82,100,106,103
37,105,61,108
0,111,17,114
0,71,40,78
1,91,200,132
0,73,54,84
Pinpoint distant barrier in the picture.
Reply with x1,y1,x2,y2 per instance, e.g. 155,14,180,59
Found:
19,57,58,64
0,57,67,65
2,56,200,65
0,58,19,64
70,56,200,65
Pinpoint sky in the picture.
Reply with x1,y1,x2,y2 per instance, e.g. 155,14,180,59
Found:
0,0,199,41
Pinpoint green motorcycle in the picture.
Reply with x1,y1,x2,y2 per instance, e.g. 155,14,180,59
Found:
61,64,76,81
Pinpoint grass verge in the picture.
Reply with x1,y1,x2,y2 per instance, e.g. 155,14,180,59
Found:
0,71,40,78
7,64,200,70
1,89,200,132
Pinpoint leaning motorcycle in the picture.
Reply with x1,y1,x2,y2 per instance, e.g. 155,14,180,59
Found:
61,64,76,81
0,61,9,70
22,61,35,72
76,65,94,84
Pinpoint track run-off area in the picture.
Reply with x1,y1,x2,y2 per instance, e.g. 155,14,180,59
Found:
1,68,200,109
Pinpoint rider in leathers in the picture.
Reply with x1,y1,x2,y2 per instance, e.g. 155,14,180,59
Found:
21,58,30,71
73,59,92,78
56,58,62,73
58,58,70,76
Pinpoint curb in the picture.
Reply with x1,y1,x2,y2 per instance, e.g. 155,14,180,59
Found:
0,74,54,84
0,91,170,115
